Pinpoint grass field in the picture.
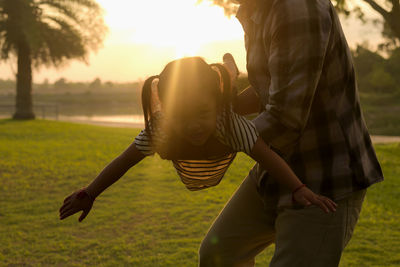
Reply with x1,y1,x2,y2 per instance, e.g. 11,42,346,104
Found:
0,119,399,266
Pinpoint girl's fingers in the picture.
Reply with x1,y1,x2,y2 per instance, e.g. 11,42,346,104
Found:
78,209,89,222
297,190,338,213
59,200,71,213
323,198,337,212
61,194,76,212
59,204,73,218
311,197,329,213
59,202,72,214
60,207,79,220
316,196,337,212
63,194,73,203
300,197,311,206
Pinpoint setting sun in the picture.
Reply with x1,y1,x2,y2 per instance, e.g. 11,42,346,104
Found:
97,0,243,58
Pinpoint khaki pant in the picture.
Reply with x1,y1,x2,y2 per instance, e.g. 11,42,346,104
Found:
199,165,366,267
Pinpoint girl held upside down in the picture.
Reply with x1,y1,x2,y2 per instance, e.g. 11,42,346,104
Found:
59,56,336,223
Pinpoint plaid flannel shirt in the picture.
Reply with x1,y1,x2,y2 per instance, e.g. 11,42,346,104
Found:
237,0,383,205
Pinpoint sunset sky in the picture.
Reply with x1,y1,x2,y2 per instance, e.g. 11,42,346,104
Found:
0,0,382,83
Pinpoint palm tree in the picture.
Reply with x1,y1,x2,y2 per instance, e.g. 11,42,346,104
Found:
0,0,106,119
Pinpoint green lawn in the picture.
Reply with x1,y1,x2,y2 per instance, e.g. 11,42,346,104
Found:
0,119,399,266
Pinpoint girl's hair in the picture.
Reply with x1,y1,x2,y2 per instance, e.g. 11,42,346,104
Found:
141,57,235,137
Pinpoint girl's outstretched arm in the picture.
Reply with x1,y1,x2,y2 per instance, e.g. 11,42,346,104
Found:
250,137,337,213
59,142,145,222
85,142,145,199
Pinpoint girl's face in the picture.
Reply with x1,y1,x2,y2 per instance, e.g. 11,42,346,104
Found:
166,89,218,146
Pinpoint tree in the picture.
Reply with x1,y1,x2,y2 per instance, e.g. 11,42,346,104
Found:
54,78,68,90
0,0,107,119
367,66,397,93
352,44,400,92
200,0,400,49
335,0,400,51
353,44,385,77
88,77,102,90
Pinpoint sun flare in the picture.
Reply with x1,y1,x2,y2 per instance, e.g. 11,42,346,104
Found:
97,0,243,58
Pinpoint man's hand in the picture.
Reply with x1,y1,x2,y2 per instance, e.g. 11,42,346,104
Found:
222,53,239,87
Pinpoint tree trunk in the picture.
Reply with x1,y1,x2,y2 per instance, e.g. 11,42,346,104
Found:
363,0,400,42
13,41,35,120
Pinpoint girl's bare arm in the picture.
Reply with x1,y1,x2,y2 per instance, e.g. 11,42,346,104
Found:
250,137,337,212
85,142,145,199
59,143,145,221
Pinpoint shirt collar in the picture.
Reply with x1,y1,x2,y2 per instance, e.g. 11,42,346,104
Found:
236,0,271,26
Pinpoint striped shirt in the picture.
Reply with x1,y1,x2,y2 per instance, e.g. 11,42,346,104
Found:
134,110,259,191
237,0,383,205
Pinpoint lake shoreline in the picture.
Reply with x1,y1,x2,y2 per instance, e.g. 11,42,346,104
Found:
52,117,400,144
1,115,399,144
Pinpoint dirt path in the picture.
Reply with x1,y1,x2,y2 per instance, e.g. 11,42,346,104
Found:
370,135,400,144
4,116,399,144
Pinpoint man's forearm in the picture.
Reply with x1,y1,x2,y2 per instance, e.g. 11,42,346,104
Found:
253,110,301,157
234,85,261,115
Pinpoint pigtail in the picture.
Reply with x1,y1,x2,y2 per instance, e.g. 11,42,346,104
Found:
210,63,235,133
210,63,234,106
141,75,159,138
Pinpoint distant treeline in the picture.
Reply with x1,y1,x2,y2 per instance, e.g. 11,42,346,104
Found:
236,45,400,94
0,77,141,94
353,46,400,93
1,45,399,95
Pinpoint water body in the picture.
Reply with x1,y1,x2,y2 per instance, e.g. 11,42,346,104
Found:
0,114,145,128
58,114,145,128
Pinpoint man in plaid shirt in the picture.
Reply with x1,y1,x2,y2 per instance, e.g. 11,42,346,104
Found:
199,0,384,266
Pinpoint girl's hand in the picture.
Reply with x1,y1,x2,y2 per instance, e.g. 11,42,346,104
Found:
59,188,94,222
293,186,337,213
